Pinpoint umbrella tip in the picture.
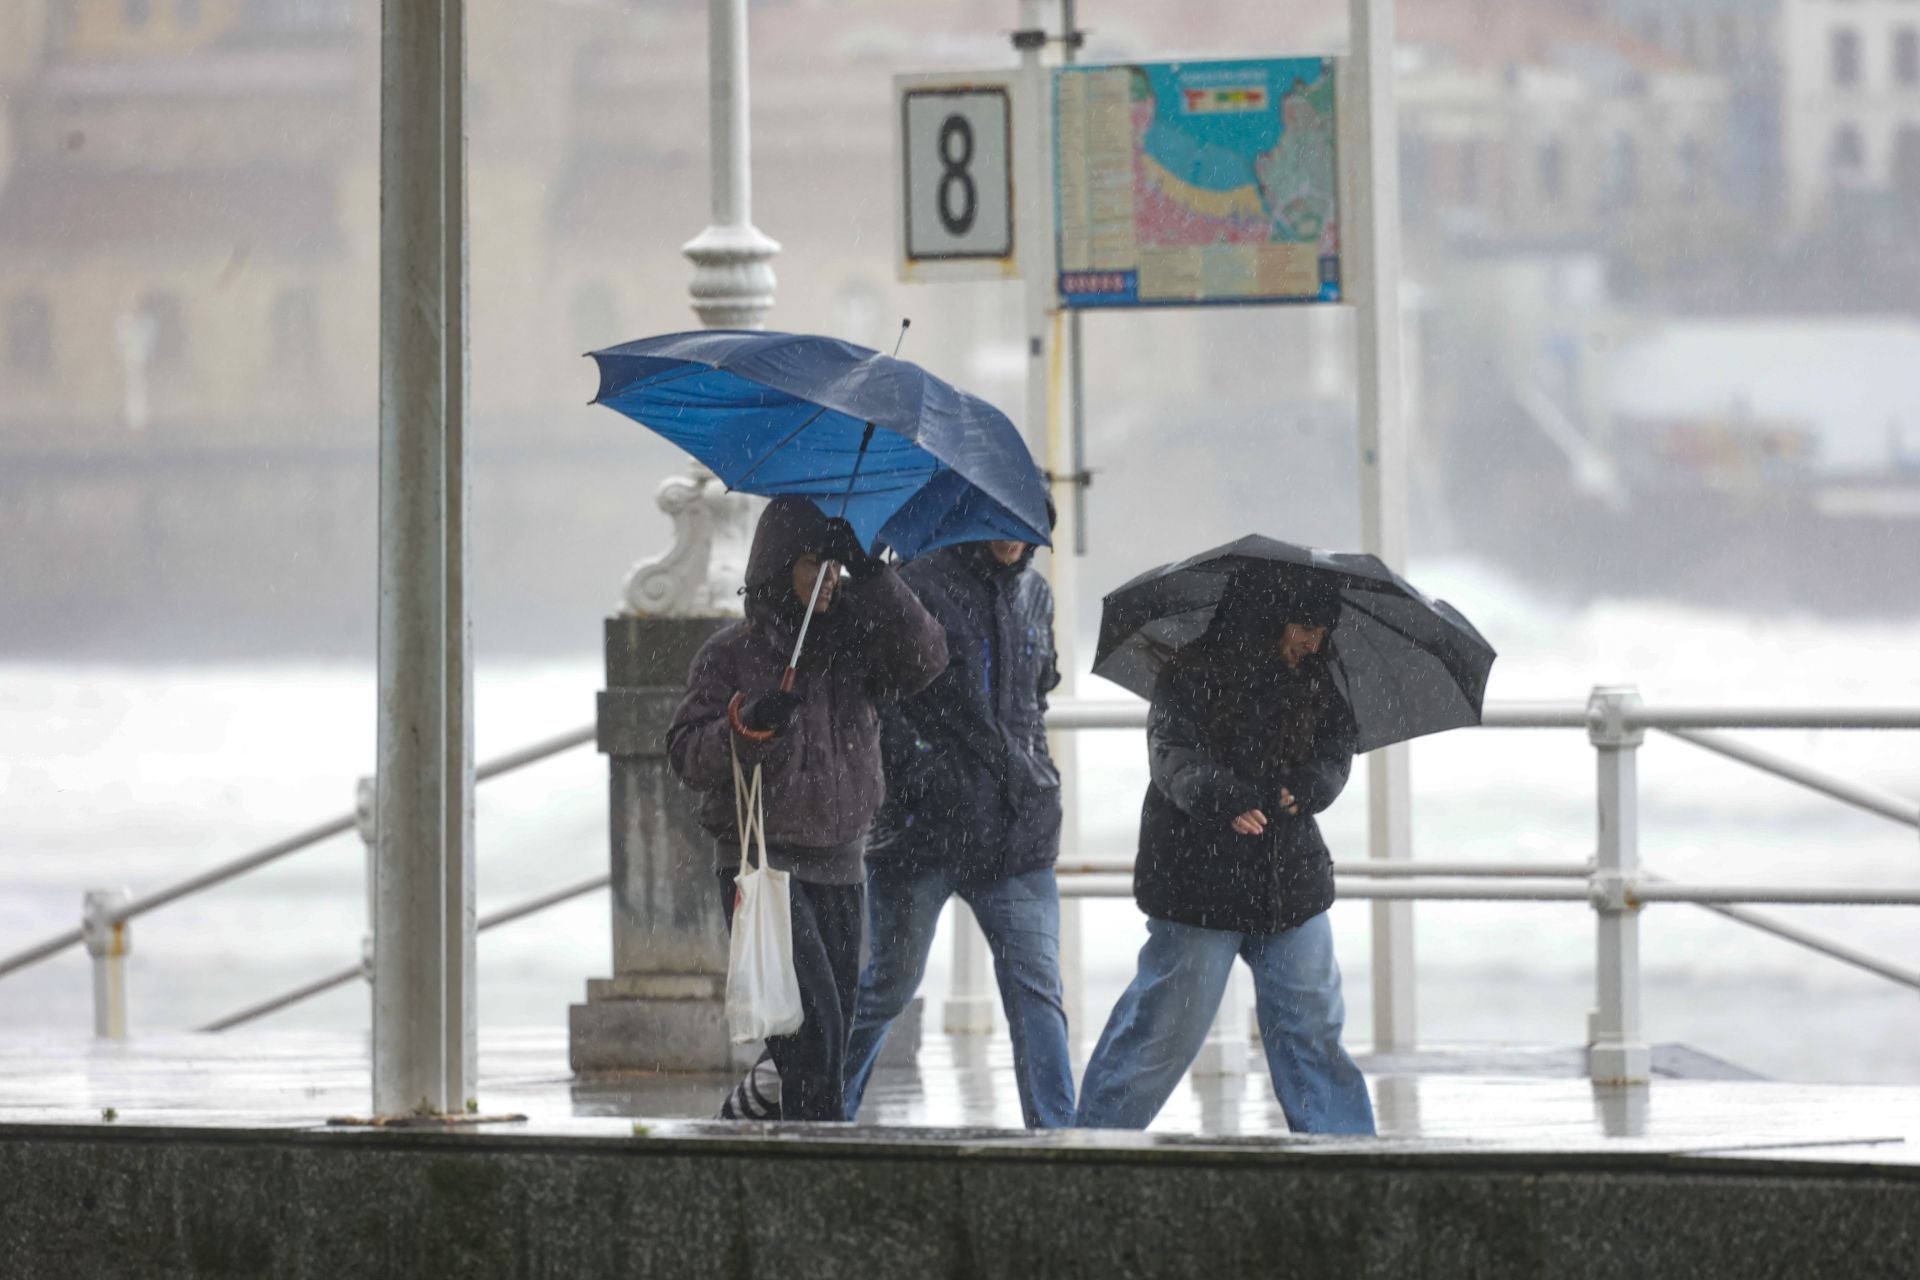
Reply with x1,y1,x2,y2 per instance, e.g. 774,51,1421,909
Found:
891,318,910,358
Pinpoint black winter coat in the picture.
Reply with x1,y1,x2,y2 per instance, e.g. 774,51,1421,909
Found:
1133,651,1357,934
870,546,1062,880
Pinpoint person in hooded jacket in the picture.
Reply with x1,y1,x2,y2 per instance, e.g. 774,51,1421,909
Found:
840,533,1074,1128
1074,580,1376,1135
667,496,947,1123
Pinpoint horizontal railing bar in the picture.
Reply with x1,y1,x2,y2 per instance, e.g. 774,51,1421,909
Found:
1632,883,1920,906
201,874,614,1032
1479,704,1588,729
1056,859,1595,880
1627,708,1920,731
474,726,597,784
1337,860,1595,879
197,962,364,1033
1046,700,1147,730
115,814,359,926
1662,728,1920,831
1641,873,1920,993
1060,876,1594,902
0,725,601,989
1062,875,1920,907
476,874,610,932
0,927,86,983
1044,701,1920,734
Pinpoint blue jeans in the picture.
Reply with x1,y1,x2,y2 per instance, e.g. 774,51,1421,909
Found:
844,861,1076,1128
1076,911,1375,1135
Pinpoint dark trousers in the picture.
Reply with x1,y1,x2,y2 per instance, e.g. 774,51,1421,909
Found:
718,867,864,1122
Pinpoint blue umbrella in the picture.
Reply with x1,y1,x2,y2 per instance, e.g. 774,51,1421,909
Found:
587,328,1051,560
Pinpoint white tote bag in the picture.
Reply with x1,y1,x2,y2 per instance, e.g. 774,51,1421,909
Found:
724,745,805,1044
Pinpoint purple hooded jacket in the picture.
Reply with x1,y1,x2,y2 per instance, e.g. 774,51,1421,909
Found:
666,498,948,875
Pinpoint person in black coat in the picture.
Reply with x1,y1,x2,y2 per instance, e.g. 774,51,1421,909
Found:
1075,578,1376,1135
840,536,1075,1128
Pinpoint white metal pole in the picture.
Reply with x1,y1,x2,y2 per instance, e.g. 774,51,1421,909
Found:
374,0,473,1117
82,889,132,1040
1588,685,1651,1084
1345,0,1417,1054
683,0,780,329
1008,0,1085,1044
442,0,475,1107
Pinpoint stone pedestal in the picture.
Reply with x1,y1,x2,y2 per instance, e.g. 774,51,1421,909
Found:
569,614,754,1074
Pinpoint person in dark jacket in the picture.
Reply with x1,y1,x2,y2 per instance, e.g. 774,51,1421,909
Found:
1074,578,1375,1135
840,536,1074,1127
667,496,947,1122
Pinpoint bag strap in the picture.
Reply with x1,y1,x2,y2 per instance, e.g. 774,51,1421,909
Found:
729,739,768,875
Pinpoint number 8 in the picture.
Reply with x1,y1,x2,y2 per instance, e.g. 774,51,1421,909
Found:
937,115,978,237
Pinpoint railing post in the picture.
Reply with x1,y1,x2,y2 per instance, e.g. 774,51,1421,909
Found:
1587,685,1650,1084
82,889,133,1040
943,908,996,1035
355,776,376,985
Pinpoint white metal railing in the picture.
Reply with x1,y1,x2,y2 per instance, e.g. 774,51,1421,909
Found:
1,689,1915,1084
978,687,1920,1085
0,727,595,1036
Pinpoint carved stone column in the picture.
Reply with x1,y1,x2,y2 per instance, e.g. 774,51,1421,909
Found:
569,469,757,1074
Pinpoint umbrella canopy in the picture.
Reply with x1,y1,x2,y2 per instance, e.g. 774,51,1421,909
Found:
588,329,1051,559
1094,535,1496,754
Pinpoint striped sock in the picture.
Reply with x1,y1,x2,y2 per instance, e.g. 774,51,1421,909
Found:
717,1053,782,1121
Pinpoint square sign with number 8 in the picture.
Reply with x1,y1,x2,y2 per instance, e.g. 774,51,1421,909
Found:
902,87,1013,262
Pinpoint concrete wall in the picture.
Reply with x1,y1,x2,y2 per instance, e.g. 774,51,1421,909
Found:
1,1123,1915,1279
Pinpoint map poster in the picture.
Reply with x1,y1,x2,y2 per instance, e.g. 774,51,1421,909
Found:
1053,57,1341,309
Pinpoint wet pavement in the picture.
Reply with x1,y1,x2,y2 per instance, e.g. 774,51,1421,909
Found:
1,1028,1915,1166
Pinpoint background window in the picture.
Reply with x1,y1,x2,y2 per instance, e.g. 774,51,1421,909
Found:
269,287,321,377
1538,139,1565,204
1829,124,1865,181
1895,126,1920,198
6,295,54,378
1676,136,1703,203
1832,29,1862,88
137,291,188,374
1606,134,1640,207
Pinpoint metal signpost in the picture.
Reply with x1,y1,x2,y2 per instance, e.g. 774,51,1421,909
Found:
896,1,1415,1054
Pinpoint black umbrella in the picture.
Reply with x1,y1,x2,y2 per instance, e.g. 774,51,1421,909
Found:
1093,535,1496,754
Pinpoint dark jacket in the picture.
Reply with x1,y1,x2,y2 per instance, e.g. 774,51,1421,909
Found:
870,545,1062,879
666,499,948,863
1133,645,1357,935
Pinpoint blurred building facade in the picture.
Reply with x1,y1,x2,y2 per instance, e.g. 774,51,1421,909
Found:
1,0,1916,656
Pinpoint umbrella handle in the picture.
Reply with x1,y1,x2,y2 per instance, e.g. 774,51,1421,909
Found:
785,421,877,673
780,667,797,693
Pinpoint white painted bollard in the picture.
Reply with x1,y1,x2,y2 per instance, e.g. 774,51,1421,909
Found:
1192,964,1251,1077
943,907,996,1035
82,889,133,1040
1587,685,1651,1084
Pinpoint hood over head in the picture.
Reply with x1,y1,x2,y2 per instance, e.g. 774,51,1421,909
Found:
1198,573,1344,669
957,493,1056,579
745,496,836,592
